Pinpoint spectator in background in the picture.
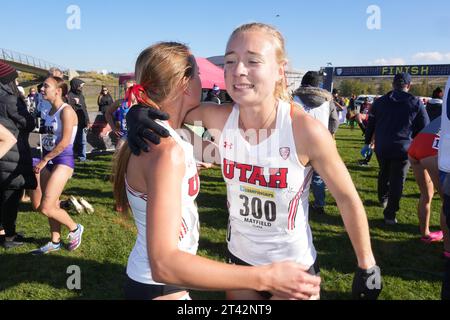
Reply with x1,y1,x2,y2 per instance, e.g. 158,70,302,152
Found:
26,87,37,114
293,71,339,215
332,88,345,112
205,84,221,104
362,73,429,225
347,94,357,129
48,67,64,79
97,85,114,114
426,87,443,122
106,81,136,151
67,78,90,162
356,97,372,135
0,61,37,249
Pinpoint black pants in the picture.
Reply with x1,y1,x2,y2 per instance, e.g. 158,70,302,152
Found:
0,189,23,237
376,156,410,220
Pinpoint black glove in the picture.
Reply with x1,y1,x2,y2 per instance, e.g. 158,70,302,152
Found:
352,265,383,300
126,104,171,156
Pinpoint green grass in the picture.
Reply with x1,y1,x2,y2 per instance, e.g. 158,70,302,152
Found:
0,126,445,300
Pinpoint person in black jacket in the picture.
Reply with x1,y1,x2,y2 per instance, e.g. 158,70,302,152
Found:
362,73,429,225
426,87,443,122
0,61,37,248
67,78,90,162
97,86,114,114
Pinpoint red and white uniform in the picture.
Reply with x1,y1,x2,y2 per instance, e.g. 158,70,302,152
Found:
126,120,200,285
219,100,316,267
408,116,441,161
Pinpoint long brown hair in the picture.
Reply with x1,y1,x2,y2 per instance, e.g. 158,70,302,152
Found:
228,23,291,102
112,42,196,215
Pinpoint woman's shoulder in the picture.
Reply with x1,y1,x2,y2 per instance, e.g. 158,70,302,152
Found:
61,103,77,118
139,137,185,165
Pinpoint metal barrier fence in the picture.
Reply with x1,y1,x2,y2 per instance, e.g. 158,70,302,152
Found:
0,48,66,73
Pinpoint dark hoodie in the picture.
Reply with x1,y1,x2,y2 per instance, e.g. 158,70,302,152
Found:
67,78,89,128
0,83,37,190
293,86,339,134
365,90,430,159
426,98,443,122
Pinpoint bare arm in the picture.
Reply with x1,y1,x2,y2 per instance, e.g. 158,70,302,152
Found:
0,124,17,159
293,110,376,270
184,102,233,135
136,141,320,298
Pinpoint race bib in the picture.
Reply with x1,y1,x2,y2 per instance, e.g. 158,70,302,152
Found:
432,137,440,150
42,134,57,152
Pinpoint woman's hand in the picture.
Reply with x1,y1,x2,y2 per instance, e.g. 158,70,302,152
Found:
265,261,321,300
33,159,48,174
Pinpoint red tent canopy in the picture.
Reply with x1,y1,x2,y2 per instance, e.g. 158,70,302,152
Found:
118,58,225,90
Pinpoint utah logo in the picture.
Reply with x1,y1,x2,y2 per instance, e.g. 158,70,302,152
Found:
279,147,290,160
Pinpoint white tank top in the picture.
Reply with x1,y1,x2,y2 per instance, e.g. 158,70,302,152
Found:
294,96,330,129
126,120,200,285
219,100,316,267
42,103,77,152
439,77,450,172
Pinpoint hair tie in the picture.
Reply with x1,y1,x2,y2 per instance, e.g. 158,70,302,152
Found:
125,84,147,107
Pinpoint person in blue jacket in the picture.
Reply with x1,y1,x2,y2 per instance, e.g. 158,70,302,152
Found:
362,73,429,225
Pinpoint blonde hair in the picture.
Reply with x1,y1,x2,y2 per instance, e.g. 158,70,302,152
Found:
228,23,291,101
112,42,195,215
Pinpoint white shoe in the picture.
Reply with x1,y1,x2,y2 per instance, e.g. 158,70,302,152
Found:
70,196,84,214
79,198,94,214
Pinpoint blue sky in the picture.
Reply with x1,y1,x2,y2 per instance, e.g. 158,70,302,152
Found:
1,0,450,73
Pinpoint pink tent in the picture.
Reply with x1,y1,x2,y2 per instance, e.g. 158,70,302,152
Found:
118,58,225,90
195,57,225,90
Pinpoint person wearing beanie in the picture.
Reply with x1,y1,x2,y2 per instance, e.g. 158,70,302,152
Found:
0,62,19,85
0,61,37,248
293,71,339,215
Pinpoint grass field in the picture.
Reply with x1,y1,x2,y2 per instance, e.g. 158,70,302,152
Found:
0,126,445,300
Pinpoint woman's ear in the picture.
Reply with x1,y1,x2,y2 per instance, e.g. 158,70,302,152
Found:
278,60,287,82
182,77,191,96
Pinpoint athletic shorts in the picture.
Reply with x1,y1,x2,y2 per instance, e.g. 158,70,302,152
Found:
33,155,75,172
46,155,75,172
124,276,188,300
408,133,439,161
227,250,320,299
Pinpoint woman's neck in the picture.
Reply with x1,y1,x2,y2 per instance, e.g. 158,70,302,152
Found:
49,98,65,111
239,96,278,131
160,99,188,130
